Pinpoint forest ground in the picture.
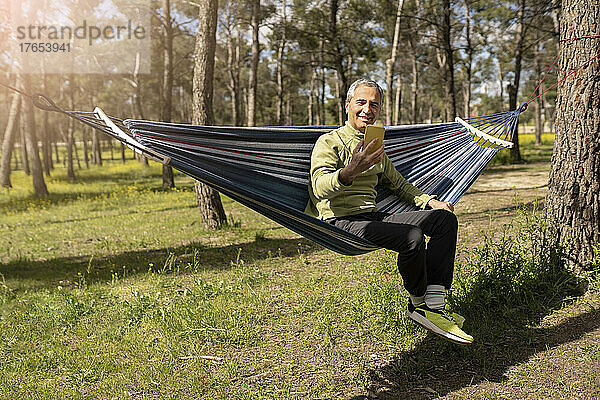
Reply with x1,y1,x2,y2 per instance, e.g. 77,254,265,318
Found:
0,134,599,399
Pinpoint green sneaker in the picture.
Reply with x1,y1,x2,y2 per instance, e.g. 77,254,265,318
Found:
407,303,473,345
446,306,465,328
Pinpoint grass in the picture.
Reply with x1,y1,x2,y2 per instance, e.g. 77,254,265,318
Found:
490,133,555,165
1,138,599,399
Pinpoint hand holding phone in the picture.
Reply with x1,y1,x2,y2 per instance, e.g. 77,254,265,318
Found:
363,125,385,153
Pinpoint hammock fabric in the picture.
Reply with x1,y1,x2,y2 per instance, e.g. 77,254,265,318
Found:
50,101,525,256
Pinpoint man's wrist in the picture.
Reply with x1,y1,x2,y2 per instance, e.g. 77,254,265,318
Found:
339,166,356,186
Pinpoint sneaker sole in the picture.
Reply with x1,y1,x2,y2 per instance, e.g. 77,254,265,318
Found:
406,310,473,345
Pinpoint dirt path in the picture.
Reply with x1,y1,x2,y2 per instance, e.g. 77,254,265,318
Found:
457,162,550,241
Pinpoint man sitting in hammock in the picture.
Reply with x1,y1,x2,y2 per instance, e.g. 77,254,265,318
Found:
306,78,473,345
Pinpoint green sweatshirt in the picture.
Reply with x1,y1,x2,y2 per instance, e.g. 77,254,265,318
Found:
305,122,435,219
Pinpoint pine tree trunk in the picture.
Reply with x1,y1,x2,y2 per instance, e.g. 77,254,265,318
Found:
276,0,286,126
394,74,402,125
308,62,315,125
547,0,600,269
20,111,30,175
247,0,260,127
0,90,21,188
441,0,456,120
22,75,49,196
193,0,227,230
410,45,418,124
533,41,543,146
330,0,348,122
41,74,52,176
385,0,404,126
509,0,526,162
161,0,175,189
66,76,76,180
463,0,473,118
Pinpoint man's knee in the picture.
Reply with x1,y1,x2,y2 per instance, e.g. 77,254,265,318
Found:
434,209,458,233
406,226,425,251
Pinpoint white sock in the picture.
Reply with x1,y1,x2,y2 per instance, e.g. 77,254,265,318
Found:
424,285,446,310
410,294,425,306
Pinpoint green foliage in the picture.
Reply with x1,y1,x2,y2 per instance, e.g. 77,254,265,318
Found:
449,203,582,339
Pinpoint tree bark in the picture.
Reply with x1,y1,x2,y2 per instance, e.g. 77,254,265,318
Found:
22,75,49,196
547,0,600,270
66,75,76,180
330,0,348,122
509,0,526,162
385,0,405,126
0,89,21,188
193,0,227,230
441,0,456,120
20,113,30,176
161,0,175,188
41,74,52,175
226,26,240,125
276,0,286,125
463,0,473,118
247,0,260,127
410,43,419,124
394,73,402,125
533,38,543,146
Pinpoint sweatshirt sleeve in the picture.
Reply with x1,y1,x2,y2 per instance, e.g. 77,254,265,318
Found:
310,135,351,201
380,154,435,209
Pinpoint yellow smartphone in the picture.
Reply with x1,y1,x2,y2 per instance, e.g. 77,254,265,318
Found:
363,125,385,152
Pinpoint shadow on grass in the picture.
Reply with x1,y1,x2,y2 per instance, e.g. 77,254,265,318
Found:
353,264,591,400
0,235,320,292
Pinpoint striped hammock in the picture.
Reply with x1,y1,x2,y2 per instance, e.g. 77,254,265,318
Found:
56,103,525,256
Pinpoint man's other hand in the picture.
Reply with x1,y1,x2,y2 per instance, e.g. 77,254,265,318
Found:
339,139,384,185
427,199,455,212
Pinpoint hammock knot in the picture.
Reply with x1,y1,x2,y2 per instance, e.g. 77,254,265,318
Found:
517,102,528,113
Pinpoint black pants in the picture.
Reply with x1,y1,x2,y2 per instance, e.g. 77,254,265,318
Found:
327,209,458,297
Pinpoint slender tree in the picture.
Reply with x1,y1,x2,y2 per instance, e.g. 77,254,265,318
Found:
547,0,600,269
22,75,49,196
161,0,175,188
385,0,405,126
508,0,526,162
247,0,260,126
0,88,21,188
193,0,227,229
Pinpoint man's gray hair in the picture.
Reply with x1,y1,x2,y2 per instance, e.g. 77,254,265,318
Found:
345,78,384,104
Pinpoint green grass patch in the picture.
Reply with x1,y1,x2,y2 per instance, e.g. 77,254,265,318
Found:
0,158,598,399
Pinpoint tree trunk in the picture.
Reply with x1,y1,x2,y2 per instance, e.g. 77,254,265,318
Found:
161,0,175,188
226,27,240,125
533,39,543,146
276,0,286,125
334,70,343,125
20,113,30,175
0,90,21,188
441,0,456,120
193,0,227,230
509,0,526,162
247,0,260,127
41,74,52,175
319,39,326,125
66,75,76,180
410,44,419,124
22,75,49,196
308,61,316,125
394,73,402,125
385,0,405,126
547,0,600,270
330,0,348,122
463,0,473,118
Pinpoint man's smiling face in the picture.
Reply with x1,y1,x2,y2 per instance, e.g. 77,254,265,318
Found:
345,84,381,133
